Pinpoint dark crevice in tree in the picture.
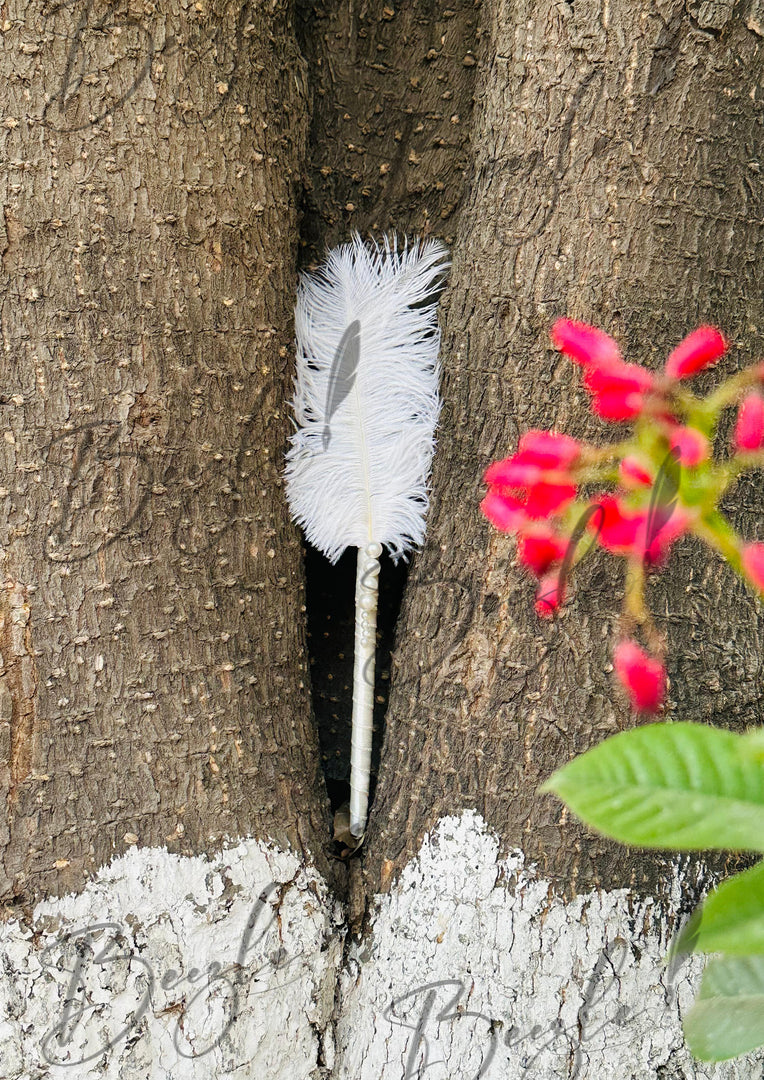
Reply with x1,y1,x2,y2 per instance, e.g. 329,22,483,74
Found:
303,544,408,821
294,0,480,258
293,0,471,848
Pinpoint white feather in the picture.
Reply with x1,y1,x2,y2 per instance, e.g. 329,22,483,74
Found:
283,233,448,840
284,233,449,564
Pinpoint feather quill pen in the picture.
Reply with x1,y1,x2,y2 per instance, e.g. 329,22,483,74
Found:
284,233,449,840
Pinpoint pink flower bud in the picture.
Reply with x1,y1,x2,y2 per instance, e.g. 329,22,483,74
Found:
517,430,581,469
551,319,622,368
524,482,578,519
590,390,650,422
484,459,544,489
535,572,566,618
483,444,578,521
583,360,655,422
584,360,654,395
613,640,666,713
619,457,653,488
734,394,764,452
742,542,764,593
481,490,526,533
591,496,646,552
517,528,567,577
668,426,710,466
664,326,727,380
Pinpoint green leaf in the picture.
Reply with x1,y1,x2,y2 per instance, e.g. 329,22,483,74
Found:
540,722,764,851
741,727,764,762
675,861,764,956
684,955,764,1061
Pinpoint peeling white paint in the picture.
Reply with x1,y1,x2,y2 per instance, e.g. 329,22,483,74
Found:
1,813,762,1079
336,812,764,1080
0,839,343,1079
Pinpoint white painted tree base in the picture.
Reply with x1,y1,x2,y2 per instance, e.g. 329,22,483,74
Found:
0,841,344,1079
0,812,761,1079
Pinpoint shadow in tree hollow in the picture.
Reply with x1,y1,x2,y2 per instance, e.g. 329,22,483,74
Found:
304,544,408,814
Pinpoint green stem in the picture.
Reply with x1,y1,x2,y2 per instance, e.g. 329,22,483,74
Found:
578,440,634,465
624,557,648,623
574,466,621,486
705,367,762,415
623,556,664,655
693,511,743,574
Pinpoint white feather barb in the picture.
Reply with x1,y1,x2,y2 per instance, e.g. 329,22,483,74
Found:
284,233,449,564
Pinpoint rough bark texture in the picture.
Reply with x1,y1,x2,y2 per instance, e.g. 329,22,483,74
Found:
0,0,338,907
3,6,764,1075
297,0,480,253
355,0,764,900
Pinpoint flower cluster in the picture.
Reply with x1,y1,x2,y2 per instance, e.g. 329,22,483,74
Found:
482,320,764,713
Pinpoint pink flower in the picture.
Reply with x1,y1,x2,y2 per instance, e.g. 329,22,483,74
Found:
742,542,764,593
484,459,544,488
591,496,646,552
734,394,764,452
483,432,580,521
590,390,648,422
619,457,653,488
551,319,622,368
524,481,578,518
516,430,581,469
535,571,566,618
480,490,526,533
664,326,727,380
483,460,577,519
551,319,656,421
614,640,666,713
588,491,691,565
668,426,710,466
583,360,655,421
517,527,567,577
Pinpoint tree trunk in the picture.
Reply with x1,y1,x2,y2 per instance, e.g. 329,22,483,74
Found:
1,1,764,1077
364,0,764,897
0,0,336,909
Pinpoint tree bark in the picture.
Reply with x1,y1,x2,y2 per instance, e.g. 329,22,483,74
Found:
298,0,480,253
0,0,336,907
1,1,764,1078
360,0,764,901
